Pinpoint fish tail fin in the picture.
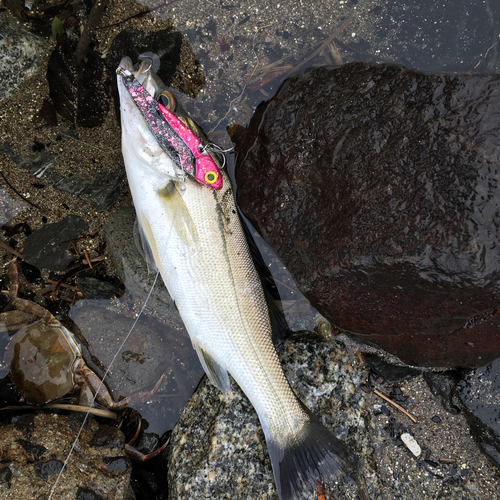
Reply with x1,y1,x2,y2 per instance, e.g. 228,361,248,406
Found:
264,409,358,500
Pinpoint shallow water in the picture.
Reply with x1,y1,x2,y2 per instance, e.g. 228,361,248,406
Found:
0,0,499,472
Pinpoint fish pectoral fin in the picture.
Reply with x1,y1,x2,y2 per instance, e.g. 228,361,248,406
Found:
136,212,160,273
158,181,199,245
193,343,230,394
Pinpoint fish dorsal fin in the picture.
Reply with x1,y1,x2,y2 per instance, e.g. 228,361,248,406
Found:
136,212,160,273
158,181,199,245
193,342,230,394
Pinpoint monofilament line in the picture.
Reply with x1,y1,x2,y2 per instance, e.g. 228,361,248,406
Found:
48,271,160,500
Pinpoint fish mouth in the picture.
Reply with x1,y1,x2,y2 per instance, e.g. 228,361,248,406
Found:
118,54,168,100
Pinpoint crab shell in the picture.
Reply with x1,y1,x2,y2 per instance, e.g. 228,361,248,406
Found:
4,320,83,405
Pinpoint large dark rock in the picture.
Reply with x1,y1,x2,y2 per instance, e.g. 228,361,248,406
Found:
457,357,500,469
235,62,500,368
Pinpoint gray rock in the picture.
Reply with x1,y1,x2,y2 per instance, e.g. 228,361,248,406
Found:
457,357,500,469
0,186,26,225
168,335,376,500
169,332,500,499
0,12,44,102
69,299,204,435
23,214,88,271
0,141,124,212
75,276,120,300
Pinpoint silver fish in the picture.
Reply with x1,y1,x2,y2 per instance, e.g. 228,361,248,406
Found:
117,55,358,499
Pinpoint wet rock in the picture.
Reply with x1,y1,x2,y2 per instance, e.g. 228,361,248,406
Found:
0,12,45,102
364,353,421,383
103,207,183,325
104,457,131,473
169,332,500,499
0,413,134,499
76,276,119,300
88,425,125,450
0,142,57,181
168,335,376,499
20,262,42,284
423,371,460,415
456,357,500,469
0,141,124,212
0,186,26,225
69,299,203,435
17,438,47,460
76,487,105,500
33,459,64,481
235,62,500,368
47,33,110,127
0,465,12,489
23,214,88,271
12,412,35,437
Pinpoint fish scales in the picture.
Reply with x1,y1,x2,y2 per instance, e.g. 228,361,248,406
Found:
117,55,359,500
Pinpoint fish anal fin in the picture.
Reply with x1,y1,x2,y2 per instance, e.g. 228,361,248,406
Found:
264,403,359,500
136,212,160,273
194,343,230,394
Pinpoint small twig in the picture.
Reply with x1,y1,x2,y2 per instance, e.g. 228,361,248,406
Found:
281,15,354,81
0,240,24,260
74,0,110,67
333,38,400,64
373,387,418,423
210,23,275,132
71,240,81,258
245,56,293,77
47,279,79,291
83,250,93,268
0,171,44,212
85,254,106,263
474,41,497,69
248,65,293,84
127,419,142,446
356,350,364,365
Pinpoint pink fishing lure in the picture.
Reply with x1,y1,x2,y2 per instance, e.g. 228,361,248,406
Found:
117,66,223,190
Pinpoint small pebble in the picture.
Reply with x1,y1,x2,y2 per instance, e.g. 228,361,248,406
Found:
401,432,422,458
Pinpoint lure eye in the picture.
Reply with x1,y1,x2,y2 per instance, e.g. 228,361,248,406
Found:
205,171,218,184
156,90,177,112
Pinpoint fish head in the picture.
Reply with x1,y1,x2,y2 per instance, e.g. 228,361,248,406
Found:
117,56,182,180
117,55,224,190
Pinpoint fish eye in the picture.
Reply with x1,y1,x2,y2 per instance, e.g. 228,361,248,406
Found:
204,171,217,184
156,90,177,112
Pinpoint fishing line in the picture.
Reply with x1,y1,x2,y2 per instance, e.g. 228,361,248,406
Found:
50,61,189,497
48,270,160,500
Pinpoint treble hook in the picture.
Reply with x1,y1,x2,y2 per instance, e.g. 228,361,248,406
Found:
199,142,234,169
138,52,161,73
